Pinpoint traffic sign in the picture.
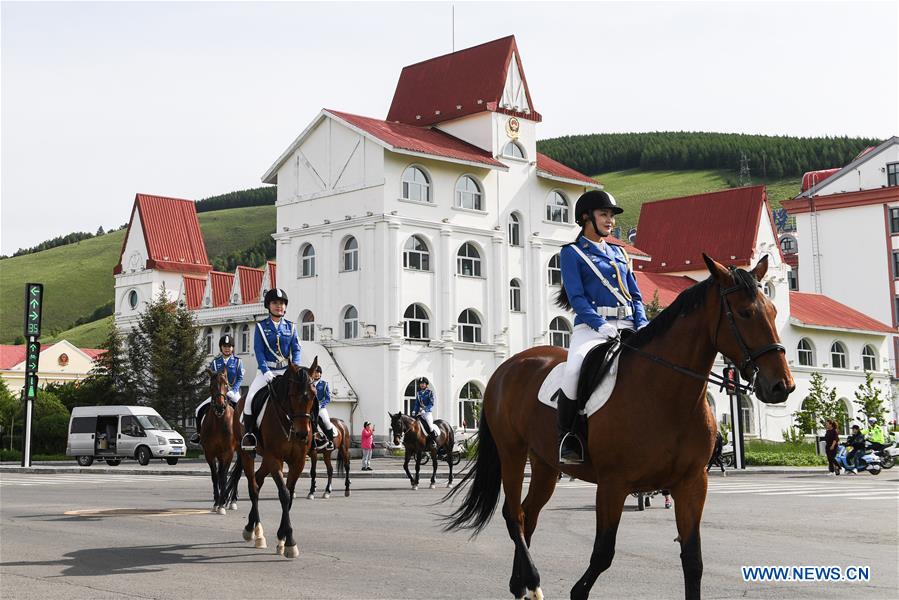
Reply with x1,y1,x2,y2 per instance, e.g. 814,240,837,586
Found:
24,283,43,338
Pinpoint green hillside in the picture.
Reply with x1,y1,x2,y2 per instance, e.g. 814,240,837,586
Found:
595,169,800,236
1,205,275,344
44,316,115,348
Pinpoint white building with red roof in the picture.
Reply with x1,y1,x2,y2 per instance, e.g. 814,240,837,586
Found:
634,186,895,437
261,36,623,431
1,341,104,394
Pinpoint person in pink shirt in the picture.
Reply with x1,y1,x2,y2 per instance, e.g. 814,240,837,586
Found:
361,421,374,471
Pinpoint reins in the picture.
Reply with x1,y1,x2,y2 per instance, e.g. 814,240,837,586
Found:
266,376,314,442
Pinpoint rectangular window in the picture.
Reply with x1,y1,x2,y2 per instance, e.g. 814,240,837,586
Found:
787,270,798,291
894,251,899,279
510,286,521,312
890,208,899,234
887,163,899,187
70,417,96,434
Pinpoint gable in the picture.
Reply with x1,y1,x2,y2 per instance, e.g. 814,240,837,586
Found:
500,52,530,113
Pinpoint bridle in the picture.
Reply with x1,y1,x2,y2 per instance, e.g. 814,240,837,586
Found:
268,370,315,442
618,269,784,394
210,374,229,417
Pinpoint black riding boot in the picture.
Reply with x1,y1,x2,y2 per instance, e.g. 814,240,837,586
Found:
190,404,210,445
557,391,584,464
317,426,335,451
241,416,258,451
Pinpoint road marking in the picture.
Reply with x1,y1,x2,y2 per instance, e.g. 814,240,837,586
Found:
63,507,211,517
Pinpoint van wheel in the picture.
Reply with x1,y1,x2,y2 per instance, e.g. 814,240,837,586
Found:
105,459,121,466
166,458,178,465
76,455,93,467
136,446,151,466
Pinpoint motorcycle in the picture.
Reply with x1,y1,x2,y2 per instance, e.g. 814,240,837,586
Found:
835,443,882,475
871,441,896,469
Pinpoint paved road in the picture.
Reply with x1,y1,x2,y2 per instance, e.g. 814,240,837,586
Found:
1,471,896,599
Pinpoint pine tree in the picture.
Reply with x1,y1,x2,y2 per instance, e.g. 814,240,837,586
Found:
87,323,135,405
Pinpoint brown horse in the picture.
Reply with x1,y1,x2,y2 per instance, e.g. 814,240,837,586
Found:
224,358,319,559
306,418,351,499
390,412,455,490
444,255,794,599
202,369,238,515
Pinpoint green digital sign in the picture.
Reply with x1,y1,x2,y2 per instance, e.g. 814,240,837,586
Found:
24,283,43,338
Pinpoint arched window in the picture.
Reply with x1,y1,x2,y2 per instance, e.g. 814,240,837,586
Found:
403,235,430,271
797,338,814,366
240,324,250,354
402,166,431,203
763,282,775,299
780,236,796,254
830,341,847,369
549,317,572,348
739,395,756,435
458,381,484,430
508,213,521,246
839,398,852,434
299,244,316,278
502,141,526,159
457,309,482,343
457,243,482,277
404,304,430,340
403,380,418,416
342,236,359,272
547,254,562,286
455,176,483,210
546,191,570,223
203,327,213,355
300,310,315,341
127,289,138,310
343,306,359,339
862,345,877,371
509,279,522,312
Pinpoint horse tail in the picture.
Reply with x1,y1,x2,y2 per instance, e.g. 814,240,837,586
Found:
223,456,244,505
441,414,501,536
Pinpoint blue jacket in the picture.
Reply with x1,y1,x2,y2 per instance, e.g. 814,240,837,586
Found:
254,317,301,373
560,236,648,331
413,388,435,413
210,355,244,395
315,379,331,408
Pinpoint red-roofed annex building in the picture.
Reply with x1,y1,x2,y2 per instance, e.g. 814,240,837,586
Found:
260,36,610,431
633,185,896,437
1,341,105,395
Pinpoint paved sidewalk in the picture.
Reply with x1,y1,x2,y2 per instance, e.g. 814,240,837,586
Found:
0,458,830,478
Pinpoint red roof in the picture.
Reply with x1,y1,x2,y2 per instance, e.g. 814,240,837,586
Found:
236,266,265,304
387,36,540,127
634,272,697,307
800,168,840,192
635,186,772,273
182,275,207,310
327,110,506,169
536,152,601,188
606,235,650,259
784,186,899,214
267,261,277,290
114,194,212,275
790,292,895,334
0,344,104,369
209,271,235,308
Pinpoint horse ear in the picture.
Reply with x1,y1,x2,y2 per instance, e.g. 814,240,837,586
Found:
206,367,216,377
703,253,730,284
310,356,319,372
750,254,769,281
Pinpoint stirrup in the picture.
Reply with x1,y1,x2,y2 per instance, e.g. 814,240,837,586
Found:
241,432,257,451
559,432,585,465
189,433,201,445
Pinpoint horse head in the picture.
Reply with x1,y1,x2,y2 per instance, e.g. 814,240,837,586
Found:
207,368,229,417
389,411,408,446
281,357,318,441
703,253,795,404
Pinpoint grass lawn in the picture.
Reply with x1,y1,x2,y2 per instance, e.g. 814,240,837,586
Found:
43,315,115,348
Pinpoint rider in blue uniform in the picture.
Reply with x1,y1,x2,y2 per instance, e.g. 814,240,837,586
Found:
312,365,337,451
241,288,301,450
190,334,243,445
412,377,443,456
555,190,648,464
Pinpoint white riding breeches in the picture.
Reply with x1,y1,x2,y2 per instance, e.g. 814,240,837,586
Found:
318,406,336,433
420,410,439,436
243,368,286,417
560,322,634,399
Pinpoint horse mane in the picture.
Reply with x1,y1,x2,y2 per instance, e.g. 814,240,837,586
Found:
627,267,759,349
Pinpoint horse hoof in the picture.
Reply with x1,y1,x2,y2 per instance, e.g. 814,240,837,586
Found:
429,482,436,489
255,536,267,549
323,492,331,499
412,485,418,491
307,493,315,500
211,505,219,513
242,528,253,541
284,544,299,559
526,587,544,600
229,502,238,510
216,507,226,516
345,490,350,497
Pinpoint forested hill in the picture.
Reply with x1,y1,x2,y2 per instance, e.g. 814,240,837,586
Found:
536,132,881,179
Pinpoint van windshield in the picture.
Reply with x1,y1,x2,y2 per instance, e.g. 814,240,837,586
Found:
136,415,172,430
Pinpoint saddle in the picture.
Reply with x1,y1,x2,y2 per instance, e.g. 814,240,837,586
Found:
415,415,438,441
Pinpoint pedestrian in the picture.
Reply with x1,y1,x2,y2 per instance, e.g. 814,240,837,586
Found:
361,421,374,471
824,419,841,476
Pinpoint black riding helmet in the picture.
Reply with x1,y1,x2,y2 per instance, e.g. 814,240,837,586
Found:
418,377,429,385
219,334,234,348
263,288,289,310
575,190,623,235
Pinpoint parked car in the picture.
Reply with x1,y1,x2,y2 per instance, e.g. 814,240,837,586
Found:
66,406,186,466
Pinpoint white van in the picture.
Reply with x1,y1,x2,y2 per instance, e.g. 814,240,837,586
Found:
66,406,186,467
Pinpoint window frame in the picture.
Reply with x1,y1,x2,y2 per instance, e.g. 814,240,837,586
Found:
890,207,899,234
457,309,483,343
300,310,315,341
502,141,526,160
401,165,432,203
240,324,250,354
456,242,483,278
203,327,213,356
861,345,877,372
830,341,847,369
547,254,562,286
893,250,899,279
797,338,814,366
458,381,483,430
299,244,316,278
549,316,571,348
887,162,899,188
403,303,431,340
508,213,521,247
403,235,431,272
343,306,359,339
454,175,484,211
545,190,570,224
509,279,522,312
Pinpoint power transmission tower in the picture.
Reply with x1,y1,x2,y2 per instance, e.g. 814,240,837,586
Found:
738,152,751,187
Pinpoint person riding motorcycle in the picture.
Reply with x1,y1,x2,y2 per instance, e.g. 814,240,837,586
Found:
844,425,866,473
862,417,887,453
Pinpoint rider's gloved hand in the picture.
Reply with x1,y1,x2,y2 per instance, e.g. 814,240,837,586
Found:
263,371,275,383
227,390,239,401
595,322,618,338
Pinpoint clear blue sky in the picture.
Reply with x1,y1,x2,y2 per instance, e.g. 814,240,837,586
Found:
2,1,897,254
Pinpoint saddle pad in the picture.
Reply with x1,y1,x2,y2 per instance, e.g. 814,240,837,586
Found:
537,355,621,418
250,388,270,429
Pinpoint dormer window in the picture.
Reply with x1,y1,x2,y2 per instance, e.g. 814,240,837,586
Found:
502,141,526,160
